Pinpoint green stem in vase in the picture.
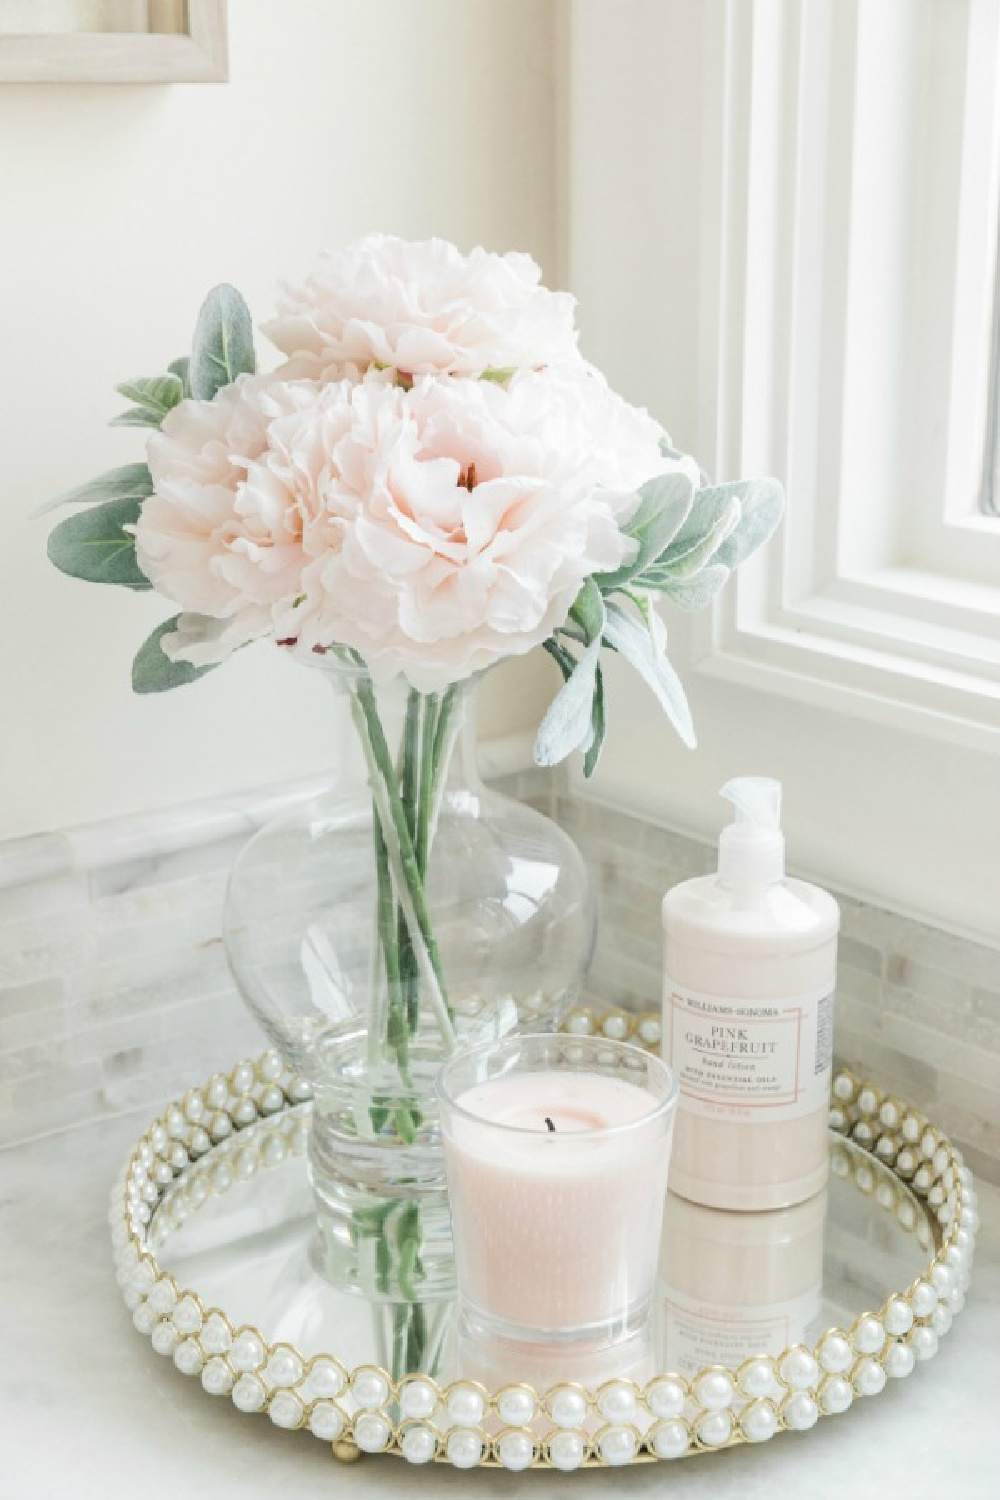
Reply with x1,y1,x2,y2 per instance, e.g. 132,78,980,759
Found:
347,671,456,1050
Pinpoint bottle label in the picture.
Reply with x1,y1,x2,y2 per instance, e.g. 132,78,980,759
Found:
660,1286,823,1377
663,982,834,1121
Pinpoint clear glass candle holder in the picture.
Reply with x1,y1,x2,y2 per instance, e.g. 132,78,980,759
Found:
436,1034,679,1352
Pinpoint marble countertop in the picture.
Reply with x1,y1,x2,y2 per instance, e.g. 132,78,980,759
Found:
3,1112,998,1500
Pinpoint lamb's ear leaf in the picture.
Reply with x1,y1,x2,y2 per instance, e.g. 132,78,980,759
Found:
33,462,152,518
594,471,695,592
188,284,256,402
711,478,785,569
655,563,731,610
47,496,150,590
132,617,220,694
602,600,696,749
534,582,606,767
114,373,184,420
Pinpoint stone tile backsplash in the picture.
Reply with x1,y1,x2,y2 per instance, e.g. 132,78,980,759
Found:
1,771,997,1183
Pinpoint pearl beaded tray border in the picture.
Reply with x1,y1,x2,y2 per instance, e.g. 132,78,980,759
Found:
110,1019,979,1472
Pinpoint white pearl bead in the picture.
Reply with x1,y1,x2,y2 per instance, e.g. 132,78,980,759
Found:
880,1100,900,1129
303,1358,346,1401
897,1198,917,1228
354,1413,392,1453
884,1340,915,1379
201,1357,234,1396
783,1392,819,1430
741,1400,777,1443
132,1303,158,1336
833,1073,855,1101
853,1316,885,1355
497,1387,535,1426
779,1348,819,1389
695,1410,732,1448
151,1319,180,1357
931,1303,953,1337
260,1085,284,1115
399,1379,438,1420
265,1347,304,1388
173,1338,204,1376
646,1378,685,1418
147,1278,177,1315
694,1370,734,1410
739,1358,778,1399
206,1074,229,1108
212,1162,233,1194
829,1106,847,1132
308,1402,345,1441
548,1430,587,1470
497,1431,536,1471
819,1376,853,1415
650,1419,689,1458
232,1374,266,1413
896,1149,916,1176
172,1296,202,1336
550,1386,588,1427
447,1383,486,1426
602,1015,629,1041
166,1105,186,1139
210,1113,232,1143
400,1424,437,1464
268,1391,304,1430
230,1329,265,1372
261,1133,286,1168
909,1325,939,1361
911,1280,937,1318
230,1060,255,1095
819,1332,853,1374
445,1428,483,1468
854,1160,874,1191
261,1049,283,1082
913,1165,931,1193
200,1314,232,1355
597,1382,637,1422
235,1146,257,1180
233,1099,258,1129
885,1298,913,1336
852,1357,887,1397
352,1368,391,1409
598,1426,637,1466
931,1263,955,1296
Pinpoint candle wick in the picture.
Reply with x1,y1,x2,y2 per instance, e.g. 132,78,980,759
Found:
544,1116,556,1133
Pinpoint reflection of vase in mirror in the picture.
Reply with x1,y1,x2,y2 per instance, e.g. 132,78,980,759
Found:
659,1188,827,1378
224,664,595,1300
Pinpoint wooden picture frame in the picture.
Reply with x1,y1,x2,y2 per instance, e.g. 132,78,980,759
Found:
0,1,228,83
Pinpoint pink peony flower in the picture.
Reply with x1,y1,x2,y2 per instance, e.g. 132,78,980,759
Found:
134,373,323,663
263,233,581,382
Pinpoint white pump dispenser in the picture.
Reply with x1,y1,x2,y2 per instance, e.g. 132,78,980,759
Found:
661,778,840,1211
718,777,785,890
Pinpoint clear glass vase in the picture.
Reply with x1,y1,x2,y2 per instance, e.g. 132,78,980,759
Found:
223,661,595,1300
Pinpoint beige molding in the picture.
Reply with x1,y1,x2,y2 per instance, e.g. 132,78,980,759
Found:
0,0,227,82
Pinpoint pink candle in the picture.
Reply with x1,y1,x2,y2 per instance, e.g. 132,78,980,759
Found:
438,1037,678,1345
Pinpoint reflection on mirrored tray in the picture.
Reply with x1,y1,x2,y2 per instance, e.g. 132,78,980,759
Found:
153,1112,935,1392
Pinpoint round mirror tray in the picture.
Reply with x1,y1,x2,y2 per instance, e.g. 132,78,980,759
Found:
111,1043,979,1473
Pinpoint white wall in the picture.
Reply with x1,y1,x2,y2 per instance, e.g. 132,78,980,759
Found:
0,0,556,839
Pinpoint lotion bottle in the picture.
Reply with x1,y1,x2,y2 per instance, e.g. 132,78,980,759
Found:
661,778,839,1210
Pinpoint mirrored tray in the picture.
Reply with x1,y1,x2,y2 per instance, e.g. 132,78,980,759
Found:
110,1044,979,1471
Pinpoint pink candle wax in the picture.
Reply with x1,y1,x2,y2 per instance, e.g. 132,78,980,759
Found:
442,1068,674,1338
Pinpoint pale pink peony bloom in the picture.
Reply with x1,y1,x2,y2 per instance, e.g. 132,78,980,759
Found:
134,373,323,664
263,233,581,381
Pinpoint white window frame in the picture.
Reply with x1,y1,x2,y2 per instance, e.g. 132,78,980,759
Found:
694,0,1000,750
563,0,1000,941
